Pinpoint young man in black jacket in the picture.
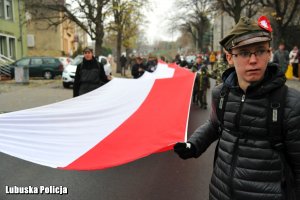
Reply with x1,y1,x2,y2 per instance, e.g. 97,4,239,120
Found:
131,56,147,79
174,16,300,200
73,47,110,97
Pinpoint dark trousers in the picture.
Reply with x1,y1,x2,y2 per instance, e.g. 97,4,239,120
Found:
292,63,299,77
121,66,126,76
198,89,207,107
192,88,198,103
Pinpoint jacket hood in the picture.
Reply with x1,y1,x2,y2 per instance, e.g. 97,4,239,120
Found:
222,62,286,96
79,56,99,69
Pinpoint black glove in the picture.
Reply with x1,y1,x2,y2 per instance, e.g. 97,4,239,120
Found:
174,142,196,160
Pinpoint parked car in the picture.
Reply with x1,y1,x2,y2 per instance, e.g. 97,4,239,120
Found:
57,57,73,69
62,55,112,88
186,55,196,64
186,55,196,69
10,56,64,79
98,55,112,76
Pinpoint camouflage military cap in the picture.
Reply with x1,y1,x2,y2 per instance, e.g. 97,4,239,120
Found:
220,16,272,51
83,46,94,53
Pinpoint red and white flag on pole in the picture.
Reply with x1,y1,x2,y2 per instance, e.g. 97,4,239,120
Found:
0,62,195,170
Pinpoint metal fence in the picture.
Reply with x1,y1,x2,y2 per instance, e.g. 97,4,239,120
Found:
0,55,14,80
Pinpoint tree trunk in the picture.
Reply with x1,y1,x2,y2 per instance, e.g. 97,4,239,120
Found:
116,30,122,74
95,24,104,56
126,48,132,58
272,22,283,49
233,0,242,23
197,27,204,52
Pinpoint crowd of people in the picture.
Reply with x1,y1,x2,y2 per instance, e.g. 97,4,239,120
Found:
73,15,300,199
73,42,299,102
271,43,300,79
173,51,229,109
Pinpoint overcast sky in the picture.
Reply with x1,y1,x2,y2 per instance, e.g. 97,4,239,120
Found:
144,0,179,44
69,0,179,45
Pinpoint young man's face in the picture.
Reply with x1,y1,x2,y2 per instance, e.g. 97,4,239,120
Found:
226,41,271,87
84,50,93,60
136,59,143,64
279,44,285,50
196,57,202,64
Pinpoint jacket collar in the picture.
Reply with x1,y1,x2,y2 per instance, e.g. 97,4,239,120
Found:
222,63,286,96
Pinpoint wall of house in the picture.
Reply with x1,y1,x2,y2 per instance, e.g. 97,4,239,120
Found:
26,11,84,57
0,0,27,60
26,13,63,57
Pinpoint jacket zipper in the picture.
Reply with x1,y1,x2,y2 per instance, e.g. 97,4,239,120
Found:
229,94,245,198
235,94,246,130
229,137,240,199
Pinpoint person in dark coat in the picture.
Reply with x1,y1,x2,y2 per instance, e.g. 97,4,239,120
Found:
174,16,300,200
73,47,109,97
191,56,205,72
197,66,210,109
146,55,158,72
120,54,127,76
273,43,289,73
131,56,147,79
174,54,182,65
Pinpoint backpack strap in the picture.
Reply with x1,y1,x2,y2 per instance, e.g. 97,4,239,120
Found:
267,85,287,150
214,85,230,166
216,85,230,130
268,85,296,199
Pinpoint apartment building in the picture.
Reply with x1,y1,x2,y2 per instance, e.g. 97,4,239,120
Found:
26,0,87,57
0,0,27,60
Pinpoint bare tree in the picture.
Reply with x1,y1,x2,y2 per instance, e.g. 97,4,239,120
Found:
26,0,111,56
213,0,261,23
171,0,211,53
260,0,300,48
122,11,142,58
108,0,145,73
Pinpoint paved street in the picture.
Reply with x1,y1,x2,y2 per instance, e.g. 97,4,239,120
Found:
0,80,72,113
0,77,299,200
0,78,214,200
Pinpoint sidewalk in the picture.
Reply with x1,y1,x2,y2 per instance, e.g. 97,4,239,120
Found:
0,79,72,113
110,59,132,78
285,79,300,92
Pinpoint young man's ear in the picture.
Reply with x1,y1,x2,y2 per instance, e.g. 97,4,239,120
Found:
226,51,234,65
267,46,272,61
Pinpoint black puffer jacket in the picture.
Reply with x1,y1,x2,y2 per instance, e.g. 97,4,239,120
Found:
73,57,109,97
188,63,300,200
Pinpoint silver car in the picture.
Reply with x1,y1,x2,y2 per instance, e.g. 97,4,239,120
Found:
62,55,112,88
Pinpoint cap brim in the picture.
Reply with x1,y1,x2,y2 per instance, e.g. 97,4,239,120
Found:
232,36,271,49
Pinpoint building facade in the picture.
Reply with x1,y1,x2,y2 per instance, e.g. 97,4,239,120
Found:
0,0,27,60
26,1,87,57
213,13,235,52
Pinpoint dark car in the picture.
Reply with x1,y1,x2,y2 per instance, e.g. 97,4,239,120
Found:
10,57,63,79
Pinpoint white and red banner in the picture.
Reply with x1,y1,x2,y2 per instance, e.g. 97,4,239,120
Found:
0,62,195,170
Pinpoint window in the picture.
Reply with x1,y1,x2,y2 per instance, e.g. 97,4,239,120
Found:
8,37,15,59
31,58,43,65
16,58,30,66
43,58,56,64
0,0,13,20
0,0,4,18
0,35,16,59
0,35,7,57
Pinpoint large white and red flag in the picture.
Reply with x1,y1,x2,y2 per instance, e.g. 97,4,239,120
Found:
0,62,195,170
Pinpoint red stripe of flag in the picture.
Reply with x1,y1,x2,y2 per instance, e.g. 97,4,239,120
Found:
63,67,195,170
